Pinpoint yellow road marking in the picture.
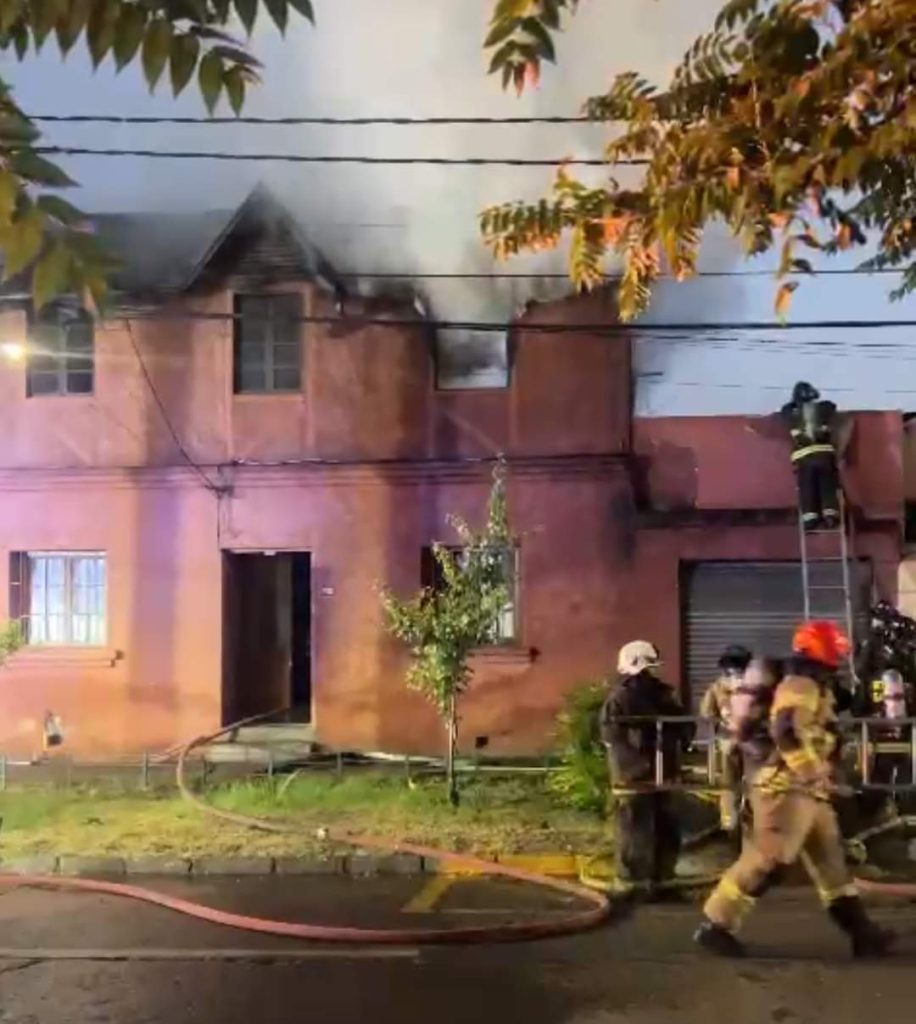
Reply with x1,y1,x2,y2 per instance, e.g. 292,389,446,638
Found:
403,874,455,914
499,854,579,877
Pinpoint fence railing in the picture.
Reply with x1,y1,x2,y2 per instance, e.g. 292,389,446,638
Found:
606,715,916,792
2,716,915,793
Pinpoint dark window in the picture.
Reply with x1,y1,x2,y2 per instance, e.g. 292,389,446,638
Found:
9,551,107,645
26,304,94,397
233,293,303,394
420,544,519,644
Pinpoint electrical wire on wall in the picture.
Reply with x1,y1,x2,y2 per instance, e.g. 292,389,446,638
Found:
122,319,224,496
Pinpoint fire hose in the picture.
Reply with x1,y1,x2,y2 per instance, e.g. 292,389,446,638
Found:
0,718,610,946
2,719,916,942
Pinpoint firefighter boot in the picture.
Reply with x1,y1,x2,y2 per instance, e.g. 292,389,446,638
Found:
826,896,896,959
693,919,747,958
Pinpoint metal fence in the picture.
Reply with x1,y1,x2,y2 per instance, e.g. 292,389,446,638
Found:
614,715,916,792
2,716,915,793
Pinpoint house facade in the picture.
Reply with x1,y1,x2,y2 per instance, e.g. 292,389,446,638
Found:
0,191,905,759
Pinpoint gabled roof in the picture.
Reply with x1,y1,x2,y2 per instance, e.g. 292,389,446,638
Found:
177,184,340,296
0,185,340,302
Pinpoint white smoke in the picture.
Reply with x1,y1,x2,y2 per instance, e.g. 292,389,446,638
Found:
6,0,723,383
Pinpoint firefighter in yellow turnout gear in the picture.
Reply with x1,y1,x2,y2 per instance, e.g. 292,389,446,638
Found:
694,621,896,959
700,645,753,834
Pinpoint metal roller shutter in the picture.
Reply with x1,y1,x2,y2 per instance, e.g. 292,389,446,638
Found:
683,560,870,710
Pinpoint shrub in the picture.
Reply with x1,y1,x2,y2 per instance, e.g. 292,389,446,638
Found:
549,681,609,815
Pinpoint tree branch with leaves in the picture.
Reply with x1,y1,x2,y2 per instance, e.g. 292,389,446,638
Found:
0,0,315,309
380,461,515,807
482,0,916,321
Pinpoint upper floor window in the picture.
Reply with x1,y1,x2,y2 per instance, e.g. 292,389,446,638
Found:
27,304,94,397
420,544,519,644
10,551,107,646
233,293,303,394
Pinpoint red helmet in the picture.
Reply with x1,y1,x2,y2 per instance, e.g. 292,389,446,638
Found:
792,620,850,669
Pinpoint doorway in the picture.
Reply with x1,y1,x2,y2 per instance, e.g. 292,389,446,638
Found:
222,551,312,724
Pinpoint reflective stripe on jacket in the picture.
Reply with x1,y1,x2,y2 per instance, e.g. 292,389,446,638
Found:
753,671,839,800
790,443,835,464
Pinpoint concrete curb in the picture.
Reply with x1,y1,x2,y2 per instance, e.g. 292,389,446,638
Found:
0,852,588,879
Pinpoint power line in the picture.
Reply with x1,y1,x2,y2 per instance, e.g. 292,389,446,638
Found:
330,268,904,280
105,308,916,336
28,113,599,126
641,380,916,396
35,146,641,167
123,319,223,495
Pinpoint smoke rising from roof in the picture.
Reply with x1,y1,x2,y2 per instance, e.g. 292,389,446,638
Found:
6,0,720,384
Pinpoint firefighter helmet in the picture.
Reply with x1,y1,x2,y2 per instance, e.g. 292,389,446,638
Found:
792,620,850,669
792,380,820,404
718,644,752,672
617,640,661,675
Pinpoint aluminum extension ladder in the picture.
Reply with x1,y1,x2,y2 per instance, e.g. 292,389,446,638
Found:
797,489,857,677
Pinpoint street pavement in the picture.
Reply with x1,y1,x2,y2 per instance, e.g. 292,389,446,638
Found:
1,874,914,1023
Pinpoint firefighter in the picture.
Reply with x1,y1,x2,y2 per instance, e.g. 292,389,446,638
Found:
781,381,840,530
853,667,914,822
700,645,753,833
694,621,896,959
729,655,784,840
600,641,694,897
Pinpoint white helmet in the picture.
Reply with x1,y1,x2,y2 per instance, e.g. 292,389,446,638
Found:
617,640,661,676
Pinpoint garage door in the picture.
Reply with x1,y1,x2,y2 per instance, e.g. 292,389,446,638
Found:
683,560,870,710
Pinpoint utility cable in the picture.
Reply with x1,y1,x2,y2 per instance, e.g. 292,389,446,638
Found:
35,146,642,167
27,113,601,126
104,308,916,336
123,320,223,495
328,268,905,280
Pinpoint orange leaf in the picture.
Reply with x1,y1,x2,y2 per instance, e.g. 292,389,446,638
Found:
774,280,799,320
836,223,853,250
769,212,791,230
725,165,741,190
524,61,540,90
602,216,628,243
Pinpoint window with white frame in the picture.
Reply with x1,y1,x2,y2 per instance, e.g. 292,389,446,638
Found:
10,552,107,645
27,303,94,397
233,293,303,393
420,545,519,643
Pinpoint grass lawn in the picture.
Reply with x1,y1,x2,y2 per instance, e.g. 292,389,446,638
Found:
0,770,611,861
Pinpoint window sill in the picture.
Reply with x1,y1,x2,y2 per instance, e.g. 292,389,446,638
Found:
8,647,121,669
468,646,534,672
24,393,95,401
233,392,304,400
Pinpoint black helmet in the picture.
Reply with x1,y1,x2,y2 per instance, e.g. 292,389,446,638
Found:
718,644,752,672
792,381,820,404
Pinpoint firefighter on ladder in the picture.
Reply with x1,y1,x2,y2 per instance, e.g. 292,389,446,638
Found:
694,621,896,959
781,381,840,531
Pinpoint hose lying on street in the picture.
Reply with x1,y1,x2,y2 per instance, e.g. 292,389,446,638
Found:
3,717,916,941
0,717,610,946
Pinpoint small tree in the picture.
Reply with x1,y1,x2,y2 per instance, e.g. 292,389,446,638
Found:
549,681,609,815
380,460,514,806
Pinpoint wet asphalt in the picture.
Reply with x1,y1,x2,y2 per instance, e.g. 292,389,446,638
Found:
1,874,915,1023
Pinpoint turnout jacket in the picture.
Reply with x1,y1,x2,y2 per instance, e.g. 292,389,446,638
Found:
754,657,843,800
